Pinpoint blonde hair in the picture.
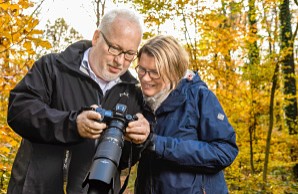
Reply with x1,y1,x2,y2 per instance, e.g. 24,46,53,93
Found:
137,35,189,90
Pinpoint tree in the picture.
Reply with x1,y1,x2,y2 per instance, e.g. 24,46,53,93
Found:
246,0,260,174
261,0,281,185
2,1,297,193
279,0,298,178
93,0,106,27
42,18,83,54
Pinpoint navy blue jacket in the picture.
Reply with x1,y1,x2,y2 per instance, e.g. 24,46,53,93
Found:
135,74,238,194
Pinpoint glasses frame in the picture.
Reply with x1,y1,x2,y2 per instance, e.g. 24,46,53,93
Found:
135,65,161,80
100,31,138,61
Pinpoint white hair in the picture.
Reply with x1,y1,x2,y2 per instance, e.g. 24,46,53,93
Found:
98,8,144,35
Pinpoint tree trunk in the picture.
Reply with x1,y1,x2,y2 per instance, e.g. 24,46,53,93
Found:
247,0,260,174
263,63,279,183
279,0,298,178
279,0,298,135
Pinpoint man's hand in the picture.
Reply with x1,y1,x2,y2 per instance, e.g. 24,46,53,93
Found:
125,113,150,144
76,106,107,139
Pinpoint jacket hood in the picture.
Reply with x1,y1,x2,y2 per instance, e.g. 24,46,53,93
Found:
57,40,92,71
171,73,207,97
155,73,207,114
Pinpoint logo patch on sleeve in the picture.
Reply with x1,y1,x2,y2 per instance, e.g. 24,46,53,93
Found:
217,113,225,121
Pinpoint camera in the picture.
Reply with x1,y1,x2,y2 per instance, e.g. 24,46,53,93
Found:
83,103,137,194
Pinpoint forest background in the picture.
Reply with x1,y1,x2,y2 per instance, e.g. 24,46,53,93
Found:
1,0,298,193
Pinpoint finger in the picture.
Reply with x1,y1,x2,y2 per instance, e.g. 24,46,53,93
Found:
135,113,144,119
127,121,150,135
127,134,146,144
87,125,105,135
127,118,145,129
86,110,102,121
82,126,101,139
92,121,107,130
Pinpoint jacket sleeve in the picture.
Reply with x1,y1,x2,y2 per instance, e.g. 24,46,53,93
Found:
7,56,82,144
152,87,238,174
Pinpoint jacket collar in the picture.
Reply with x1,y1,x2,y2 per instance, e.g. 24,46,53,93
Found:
154,73,207,115
57,40,91,71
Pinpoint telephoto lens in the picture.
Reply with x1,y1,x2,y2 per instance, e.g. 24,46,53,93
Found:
82,103,136,194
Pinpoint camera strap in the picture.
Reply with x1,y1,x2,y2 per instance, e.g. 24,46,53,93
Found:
119,143,133,194
117,90,132,194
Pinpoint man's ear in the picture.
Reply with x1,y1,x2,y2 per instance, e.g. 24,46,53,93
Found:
92,29,100,46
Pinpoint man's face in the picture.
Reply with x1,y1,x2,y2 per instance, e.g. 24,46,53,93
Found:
89,19,141,82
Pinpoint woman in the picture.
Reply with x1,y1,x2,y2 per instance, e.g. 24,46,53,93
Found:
134,35,238,194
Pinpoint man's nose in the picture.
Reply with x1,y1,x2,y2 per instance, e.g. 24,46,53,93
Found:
114,53,125,65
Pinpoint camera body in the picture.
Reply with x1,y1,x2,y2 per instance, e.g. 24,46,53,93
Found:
96,103,136,124
83,103,136,194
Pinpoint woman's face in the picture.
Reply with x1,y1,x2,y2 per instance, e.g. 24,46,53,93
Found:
137,53,169,97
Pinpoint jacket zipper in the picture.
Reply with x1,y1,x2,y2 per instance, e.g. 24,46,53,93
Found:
202,188,206,194
202,175,206,194
150,114,157,194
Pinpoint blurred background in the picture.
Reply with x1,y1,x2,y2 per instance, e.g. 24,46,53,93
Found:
1,0,298,193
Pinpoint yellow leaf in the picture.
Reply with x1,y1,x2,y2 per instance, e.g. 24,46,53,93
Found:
0,2,10,11
23,41,32,50
0,146,10,155
10,4,20,11
40,41,52,49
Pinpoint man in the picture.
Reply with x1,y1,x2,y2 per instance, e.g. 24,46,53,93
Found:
7,8,150,194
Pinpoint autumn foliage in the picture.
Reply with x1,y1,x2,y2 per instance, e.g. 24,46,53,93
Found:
1,0,298,193
0,0,51,192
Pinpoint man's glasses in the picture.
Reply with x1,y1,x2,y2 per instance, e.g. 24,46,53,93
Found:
100,31,138,61
135,65,161,80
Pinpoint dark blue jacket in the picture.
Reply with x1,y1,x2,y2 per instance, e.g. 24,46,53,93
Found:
135,74,238,194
